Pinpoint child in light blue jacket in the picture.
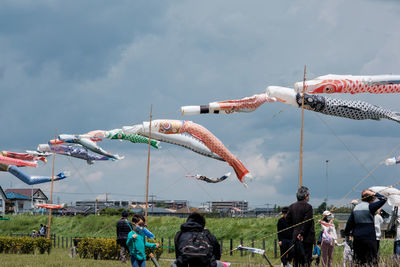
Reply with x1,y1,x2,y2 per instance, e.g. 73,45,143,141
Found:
126,215,158,267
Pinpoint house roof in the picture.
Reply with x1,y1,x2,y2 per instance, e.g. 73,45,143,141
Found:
6,192,31,200
5,188,47,200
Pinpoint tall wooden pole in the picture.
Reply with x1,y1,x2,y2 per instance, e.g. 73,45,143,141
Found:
299,66,306,187
145,105,153,223
47,130,57,239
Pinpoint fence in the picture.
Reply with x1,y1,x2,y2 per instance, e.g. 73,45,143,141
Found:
9,233,280,258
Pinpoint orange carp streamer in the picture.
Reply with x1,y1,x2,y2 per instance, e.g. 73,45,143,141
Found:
147,119,252,185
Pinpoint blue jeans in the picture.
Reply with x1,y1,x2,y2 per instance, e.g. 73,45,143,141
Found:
130,255,146,267
394,240,400,255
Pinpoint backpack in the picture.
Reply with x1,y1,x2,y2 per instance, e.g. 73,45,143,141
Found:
322,230,333,244
177,231,213,266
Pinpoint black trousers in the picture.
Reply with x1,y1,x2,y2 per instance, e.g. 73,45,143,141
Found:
293,241,313,267
280,239,294,265
353,238,378,266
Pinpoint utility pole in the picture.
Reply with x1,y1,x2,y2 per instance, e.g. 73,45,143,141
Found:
299,65,307,187
325,160,329,209
145,105,153,223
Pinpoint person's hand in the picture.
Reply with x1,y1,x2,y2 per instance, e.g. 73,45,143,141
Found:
297,234,303,241
155,243,159,248
149,253,154,258
132,234,137,239
278,241,282,246
365,190,376,197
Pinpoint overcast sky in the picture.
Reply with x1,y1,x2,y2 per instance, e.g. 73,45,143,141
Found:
1,0,400,209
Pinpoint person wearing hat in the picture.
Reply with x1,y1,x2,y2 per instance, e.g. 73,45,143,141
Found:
277,207,293,267
344,189,387,266
318,210,337,267
117,210,133,263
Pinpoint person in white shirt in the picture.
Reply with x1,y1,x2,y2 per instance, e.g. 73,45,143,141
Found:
374,209,384,252
319,211,338,267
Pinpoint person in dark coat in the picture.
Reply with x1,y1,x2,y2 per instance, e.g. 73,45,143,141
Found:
286,186,315,267
344,189,387,266
172,212,222,267
278,207,294,267
116,210,133,263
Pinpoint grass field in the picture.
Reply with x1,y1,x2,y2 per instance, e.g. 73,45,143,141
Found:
0,215,398,266
0,214,279,239
0,244,399,267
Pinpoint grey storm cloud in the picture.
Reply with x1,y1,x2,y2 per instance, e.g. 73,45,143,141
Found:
1,0,400,207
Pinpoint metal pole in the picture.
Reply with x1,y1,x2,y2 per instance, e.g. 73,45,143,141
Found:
299,65,306,187
145,105,153,223
47,130,57,239
326,160,329,208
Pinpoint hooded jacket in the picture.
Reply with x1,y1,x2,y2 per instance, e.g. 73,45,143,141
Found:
174,219,221,267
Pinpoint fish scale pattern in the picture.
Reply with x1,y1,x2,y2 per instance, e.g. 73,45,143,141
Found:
296,93,400,122
180,121,250,183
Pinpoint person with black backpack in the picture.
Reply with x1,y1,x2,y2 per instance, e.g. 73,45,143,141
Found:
172,212,222,267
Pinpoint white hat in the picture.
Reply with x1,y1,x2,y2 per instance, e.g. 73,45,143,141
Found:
322,210,332,217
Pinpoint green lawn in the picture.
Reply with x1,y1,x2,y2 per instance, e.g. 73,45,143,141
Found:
0,244,399,267
0,215,398,266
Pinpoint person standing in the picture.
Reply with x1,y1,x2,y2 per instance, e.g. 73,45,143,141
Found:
277,207,293,267
344,189,387,266
393,207,400,259
126,215,159,267
286,186,315,267
117,211,133,263
374,208,383,253
319,211,338,267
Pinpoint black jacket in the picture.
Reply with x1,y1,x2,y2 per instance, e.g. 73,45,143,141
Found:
286,200,315,244
174,219,221,267
277,217,293,241
116,217,133,241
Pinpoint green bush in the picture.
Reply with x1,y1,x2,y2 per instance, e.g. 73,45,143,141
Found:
76,237,163,260
145,238,163,260
0,236,50,254
35,237,51,254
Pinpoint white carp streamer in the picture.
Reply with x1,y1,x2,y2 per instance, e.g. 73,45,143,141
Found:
385,156,400,166
294,74,400,94
123,120,252,185
369,186,400,207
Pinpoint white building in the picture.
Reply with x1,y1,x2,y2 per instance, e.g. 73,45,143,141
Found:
5,188,48,214
0,186,7,215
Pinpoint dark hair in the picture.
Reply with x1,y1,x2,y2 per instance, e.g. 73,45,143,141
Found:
317,241,321,245
281,207,289,214
122,210,128,218
296,186,310,201
132,214,145,224
361,190,375,202
187,212,206,227
131,215,140,224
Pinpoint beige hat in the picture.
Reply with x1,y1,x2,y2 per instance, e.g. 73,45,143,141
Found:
322,210,332,217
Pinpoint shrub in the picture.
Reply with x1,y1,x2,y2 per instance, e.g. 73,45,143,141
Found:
76,237,163,260
0,236,51,254
35,237,51,254
145,238,163,260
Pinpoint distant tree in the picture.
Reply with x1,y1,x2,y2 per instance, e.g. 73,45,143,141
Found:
315,202,327,214
155,202,168,208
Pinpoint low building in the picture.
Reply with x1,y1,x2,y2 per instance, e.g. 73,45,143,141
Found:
211,200,248,213
5,188,48,214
